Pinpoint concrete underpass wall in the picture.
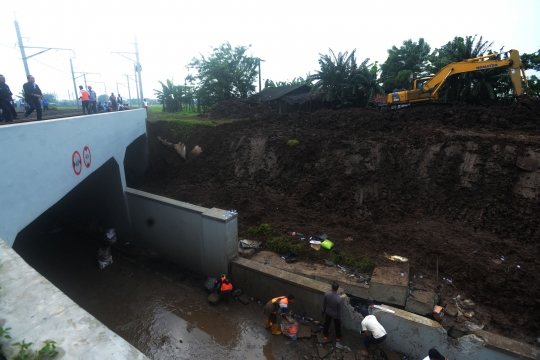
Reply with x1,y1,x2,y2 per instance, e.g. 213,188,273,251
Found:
232,257,539,360
125,188,238,277
0,110,147,247
0,238,147,359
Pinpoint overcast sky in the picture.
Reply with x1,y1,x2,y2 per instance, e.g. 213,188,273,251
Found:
1,0,539,101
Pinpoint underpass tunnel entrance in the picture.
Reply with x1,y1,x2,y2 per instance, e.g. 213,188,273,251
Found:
13,157,131,264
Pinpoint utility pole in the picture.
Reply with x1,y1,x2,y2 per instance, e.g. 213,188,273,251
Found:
134,35,144,106
111,35,143,108
123,74,132,106
14,18,30,77
134,65,140,107
83,73,87,89
70,58,80,109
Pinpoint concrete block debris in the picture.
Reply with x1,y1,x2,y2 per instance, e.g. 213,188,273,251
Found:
318,346,329,359
297,324,312,338
208,293,221,306
238,294,251,305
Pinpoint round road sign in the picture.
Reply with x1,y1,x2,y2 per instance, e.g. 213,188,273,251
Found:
83,146,92,168
72,151,82,175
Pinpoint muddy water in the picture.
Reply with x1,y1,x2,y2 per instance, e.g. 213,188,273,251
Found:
13,225,275,360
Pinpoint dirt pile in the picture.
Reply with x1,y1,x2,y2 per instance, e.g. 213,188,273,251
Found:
131,99,540,344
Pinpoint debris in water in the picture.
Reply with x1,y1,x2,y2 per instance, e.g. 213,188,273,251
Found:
500,256,505,261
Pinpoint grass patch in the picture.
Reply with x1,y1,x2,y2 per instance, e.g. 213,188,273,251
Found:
287,139,299,147
265,236,302,254
247,224,273,237
308,248,373,271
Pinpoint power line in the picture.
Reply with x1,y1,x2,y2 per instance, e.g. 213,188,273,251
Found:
28,57,70,74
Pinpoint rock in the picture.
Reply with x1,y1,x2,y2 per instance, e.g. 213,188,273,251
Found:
317,333,332,344
208,293,221,306
238,294,251,305
318,346,329,359
298,324,312,338
309,322,322,333
383,349,402,360
342,353,355,360
303,355,310,360
516,157,539,172
445,303,458,317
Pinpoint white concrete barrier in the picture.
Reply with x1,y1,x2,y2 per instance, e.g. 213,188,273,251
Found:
0,238,148,359
0,110,147,247
125,188,238,277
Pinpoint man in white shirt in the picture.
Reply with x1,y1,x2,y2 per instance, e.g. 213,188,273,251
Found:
360,307,387,358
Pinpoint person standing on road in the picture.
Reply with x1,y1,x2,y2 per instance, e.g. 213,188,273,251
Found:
423,349,448,360
87,86,97,114
143,98,148,113
360,307,387,358
23,75,43,120
42,98,49,111
322,281,343,342
263,294,295,335
0,75,18,123
79,85,90,114
117,94,123,106
109,93,117,111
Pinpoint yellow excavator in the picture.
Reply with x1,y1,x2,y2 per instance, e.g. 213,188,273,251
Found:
387,49,528,107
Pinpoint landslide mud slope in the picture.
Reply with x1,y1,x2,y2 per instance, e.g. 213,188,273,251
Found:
131,99,540,343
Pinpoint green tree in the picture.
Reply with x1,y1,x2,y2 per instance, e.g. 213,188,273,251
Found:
428,35,500,103
42,92,57,104
527,75,540,96
380,38,431,92
520,48,540,71
264,74,314,89
98,94,109,103
154,79,185,112
187,43,259,109
311,49,383,108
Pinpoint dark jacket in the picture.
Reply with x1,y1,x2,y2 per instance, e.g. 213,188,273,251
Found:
23,82,43,102
0,83,13,101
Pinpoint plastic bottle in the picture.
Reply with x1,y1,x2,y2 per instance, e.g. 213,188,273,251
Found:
371,304,395,314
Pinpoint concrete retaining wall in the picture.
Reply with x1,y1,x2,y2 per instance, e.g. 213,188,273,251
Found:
0,238,148,359
232,257,539,360
125,188,238,277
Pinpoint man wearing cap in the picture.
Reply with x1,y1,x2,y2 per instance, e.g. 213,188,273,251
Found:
423,349,448,360
360,307,387,358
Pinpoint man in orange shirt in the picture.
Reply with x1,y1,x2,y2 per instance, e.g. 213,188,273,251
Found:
79,85,90,114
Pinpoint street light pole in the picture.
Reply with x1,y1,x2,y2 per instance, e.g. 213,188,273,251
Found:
134,65,140,107
125,74,132,106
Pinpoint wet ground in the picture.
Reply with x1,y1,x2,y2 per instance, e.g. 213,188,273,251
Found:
13,222,366,359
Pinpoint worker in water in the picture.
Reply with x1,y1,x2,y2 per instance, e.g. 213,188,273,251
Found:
213,274,227,291
360,307,387,358
423,348,448,360
263,294,295,335
220,279,233,303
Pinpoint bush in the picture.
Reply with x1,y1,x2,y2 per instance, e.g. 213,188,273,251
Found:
247,224,272,237
287,139,299,147
265,236,302,254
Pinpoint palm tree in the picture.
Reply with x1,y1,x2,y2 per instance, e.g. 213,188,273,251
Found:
154,79,182,112
311,49,361,108
429,35,495,102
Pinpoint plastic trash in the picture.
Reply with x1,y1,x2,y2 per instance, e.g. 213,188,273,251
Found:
98,246,113,269
387,255,408,263
320,240,334,250
465,321,484,331
205,278,218,292
324,259,335,266
280,320,298,340
289,232,304,237
309,240,321,245
335,342,344,349
104,229,117,245
233,289,242,297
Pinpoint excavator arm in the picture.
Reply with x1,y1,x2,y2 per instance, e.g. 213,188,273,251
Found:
387,49,527,106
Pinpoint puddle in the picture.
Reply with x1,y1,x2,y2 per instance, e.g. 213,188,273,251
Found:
13,227,274,359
